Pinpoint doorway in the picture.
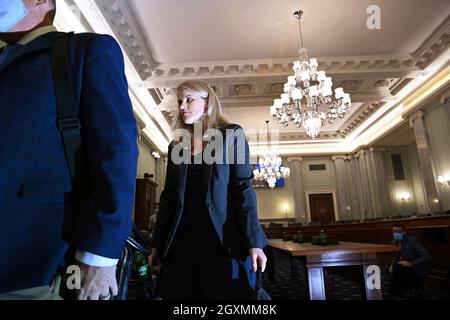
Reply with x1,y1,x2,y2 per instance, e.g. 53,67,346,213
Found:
309,193,335,224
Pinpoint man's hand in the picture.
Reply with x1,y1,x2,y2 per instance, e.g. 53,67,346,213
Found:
398,260,412,267
249,248,267,273
75,261,118,300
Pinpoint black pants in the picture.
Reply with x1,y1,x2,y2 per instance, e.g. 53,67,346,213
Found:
389,263,422,294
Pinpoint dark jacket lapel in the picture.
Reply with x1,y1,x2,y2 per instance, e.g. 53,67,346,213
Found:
203,163,213,205
177,162,188,201
0,31,66,72
203,144,217,206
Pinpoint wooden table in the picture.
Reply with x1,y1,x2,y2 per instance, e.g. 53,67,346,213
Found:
266,240,400,300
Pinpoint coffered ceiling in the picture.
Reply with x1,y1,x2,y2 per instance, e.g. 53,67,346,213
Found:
72,0,450,154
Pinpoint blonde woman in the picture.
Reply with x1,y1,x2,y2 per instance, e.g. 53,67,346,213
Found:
148,80,267,299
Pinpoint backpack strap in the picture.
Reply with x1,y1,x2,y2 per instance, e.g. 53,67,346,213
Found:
50,32,90,200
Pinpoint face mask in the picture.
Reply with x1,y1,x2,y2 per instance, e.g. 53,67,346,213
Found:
393,232,404,241
0,0,27,33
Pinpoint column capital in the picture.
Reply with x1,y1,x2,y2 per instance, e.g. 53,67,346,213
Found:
409,110,424,127
369,146,386,153
331,155,348,161
440,88,450,105
287,156,304,162
354,149,366,158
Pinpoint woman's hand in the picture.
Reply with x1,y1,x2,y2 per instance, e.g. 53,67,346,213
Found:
148,248,158,266
249,248,267,273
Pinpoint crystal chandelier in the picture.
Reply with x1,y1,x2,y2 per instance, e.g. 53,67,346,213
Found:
253,121,291,189
270,10,352,139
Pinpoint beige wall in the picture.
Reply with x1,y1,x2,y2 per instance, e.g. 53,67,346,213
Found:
255,170,295,220
255,156,338,222
137,139,157,179
137,138,168,202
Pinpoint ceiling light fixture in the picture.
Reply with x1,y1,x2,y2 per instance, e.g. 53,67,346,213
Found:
253,121,291,189
270,10,352,139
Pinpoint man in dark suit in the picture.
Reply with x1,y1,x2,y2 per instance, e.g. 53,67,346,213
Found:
0,0,138,299
388,224,431,294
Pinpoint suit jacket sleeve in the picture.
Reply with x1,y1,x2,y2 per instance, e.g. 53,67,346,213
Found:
229,126,266,250
409,237,431,276
152,143,177,253
68,34,138,259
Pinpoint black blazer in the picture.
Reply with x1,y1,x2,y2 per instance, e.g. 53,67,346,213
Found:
153,124,267,260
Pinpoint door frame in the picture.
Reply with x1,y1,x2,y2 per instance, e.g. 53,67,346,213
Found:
305,189,339,224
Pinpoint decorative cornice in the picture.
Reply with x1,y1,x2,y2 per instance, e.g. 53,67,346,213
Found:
94,0,160,79
339,102,385,137
412,16,450,70
144,56,419,86
287,157,304,162
279,132,343,141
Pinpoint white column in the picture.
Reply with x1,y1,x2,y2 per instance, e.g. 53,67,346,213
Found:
287,157,307,225
357,149,373,220
346,156,362,220
409,111,441,213
366,148,383,218
439,92,450,210
332,155,350,221
441,89,450,127
352,151,367,221
370,147,393,217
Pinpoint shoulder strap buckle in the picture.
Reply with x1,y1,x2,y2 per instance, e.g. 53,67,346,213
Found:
57,116,81,131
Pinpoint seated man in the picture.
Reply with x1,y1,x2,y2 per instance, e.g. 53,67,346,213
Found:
388,224,431,295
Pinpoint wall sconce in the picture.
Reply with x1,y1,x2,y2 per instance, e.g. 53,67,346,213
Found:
437,175,450,187
399,192,411,201
152,151,161,159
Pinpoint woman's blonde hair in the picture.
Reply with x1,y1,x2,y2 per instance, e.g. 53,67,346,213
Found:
173,80,229,135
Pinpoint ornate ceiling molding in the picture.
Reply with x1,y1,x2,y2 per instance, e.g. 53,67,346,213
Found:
144,56,419,88
412,15,450,70
278,131,343,141
68,1,448,156
339,102,385,137
94,0,160,79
